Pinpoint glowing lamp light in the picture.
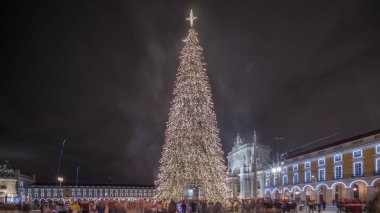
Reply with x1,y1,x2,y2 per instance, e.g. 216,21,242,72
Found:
276,167,281,172
57,177,64,182
272,168,277,173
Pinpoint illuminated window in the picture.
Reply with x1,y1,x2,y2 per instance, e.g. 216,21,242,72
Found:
318,169,325,181
282,167,287,173
293,173,299,184
353,150,362,158
305,171,311,183
376,146,380,154
334,166,342,179
283,175,288,185
353,162,363,176
318,158,325,166
293,164,298,171
266,171,270,177
274,176,279,186
376,158,380,173
265,179,270,188
334,155,342,162
305,162,311,169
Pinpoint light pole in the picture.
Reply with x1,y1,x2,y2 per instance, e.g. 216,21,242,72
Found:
271,166,281,199
253,131,257,199
57,177,63,202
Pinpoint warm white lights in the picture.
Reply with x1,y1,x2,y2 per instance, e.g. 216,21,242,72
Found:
155,10,228,204
271,167,281,173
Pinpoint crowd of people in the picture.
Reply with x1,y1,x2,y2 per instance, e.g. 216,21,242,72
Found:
8,198,299,213
0,196,376,213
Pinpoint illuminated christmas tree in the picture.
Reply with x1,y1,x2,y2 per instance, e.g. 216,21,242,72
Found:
155,10,229,203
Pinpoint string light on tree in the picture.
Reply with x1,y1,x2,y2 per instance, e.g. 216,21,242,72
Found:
155,10,229,204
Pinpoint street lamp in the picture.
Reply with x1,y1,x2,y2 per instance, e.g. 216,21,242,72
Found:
271,166,281,174
57,177,63,201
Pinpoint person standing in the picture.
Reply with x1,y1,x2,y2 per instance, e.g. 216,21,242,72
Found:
71,201,81,213
162,200,167,213
181,201,187,213
97,200,106,213
156,201,163,213
42,202,51,213
89,201,96,213
168,200,176,213
22,201,31,212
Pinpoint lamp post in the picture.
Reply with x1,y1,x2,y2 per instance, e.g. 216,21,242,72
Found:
271,166,282,199
57,177,63,201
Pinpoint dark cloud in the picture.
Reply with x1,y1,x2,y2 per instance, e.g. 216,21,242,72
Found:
1,0,380,185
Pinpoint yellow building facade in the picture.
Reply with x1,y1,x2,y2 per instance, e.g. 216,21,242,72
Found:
262,129,380,204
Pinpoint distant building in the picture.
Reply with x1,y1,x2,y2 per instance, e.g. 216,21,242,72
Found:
227,129,380,203
226,134,271,199
26,184,155,203
262,129,380,204
0,161,36,204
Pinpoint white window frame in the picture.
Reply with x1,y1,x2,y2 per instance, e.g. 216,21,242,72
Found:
376,158,380,173
266,171,270,178
305,161,311,169
265,179,270,188
334,154,342,162
282,167,288,173
353,162,363,176
376,145,380,154
274,176,279,186
353,150,363,158
318,168,326,181
305,171,311,183
293,164,298,171
334,165,343,179
293,173,299,184
283,175,288,185
318,158,325,166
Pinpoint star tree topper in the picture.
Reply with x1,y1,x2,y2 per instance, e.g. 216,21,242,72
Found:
186,9,197,27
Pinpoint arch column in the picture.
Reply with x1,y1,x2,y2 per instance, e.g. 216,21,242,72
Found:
239,167,246,199
367,186,376,201
326,189,333,205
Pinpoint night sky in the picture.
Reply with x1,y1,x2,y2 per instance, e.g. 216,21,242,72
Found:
1,1,380,185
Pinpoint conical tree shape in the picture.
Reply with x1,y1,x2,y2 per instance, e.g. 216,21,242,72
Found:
155,19,229,204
